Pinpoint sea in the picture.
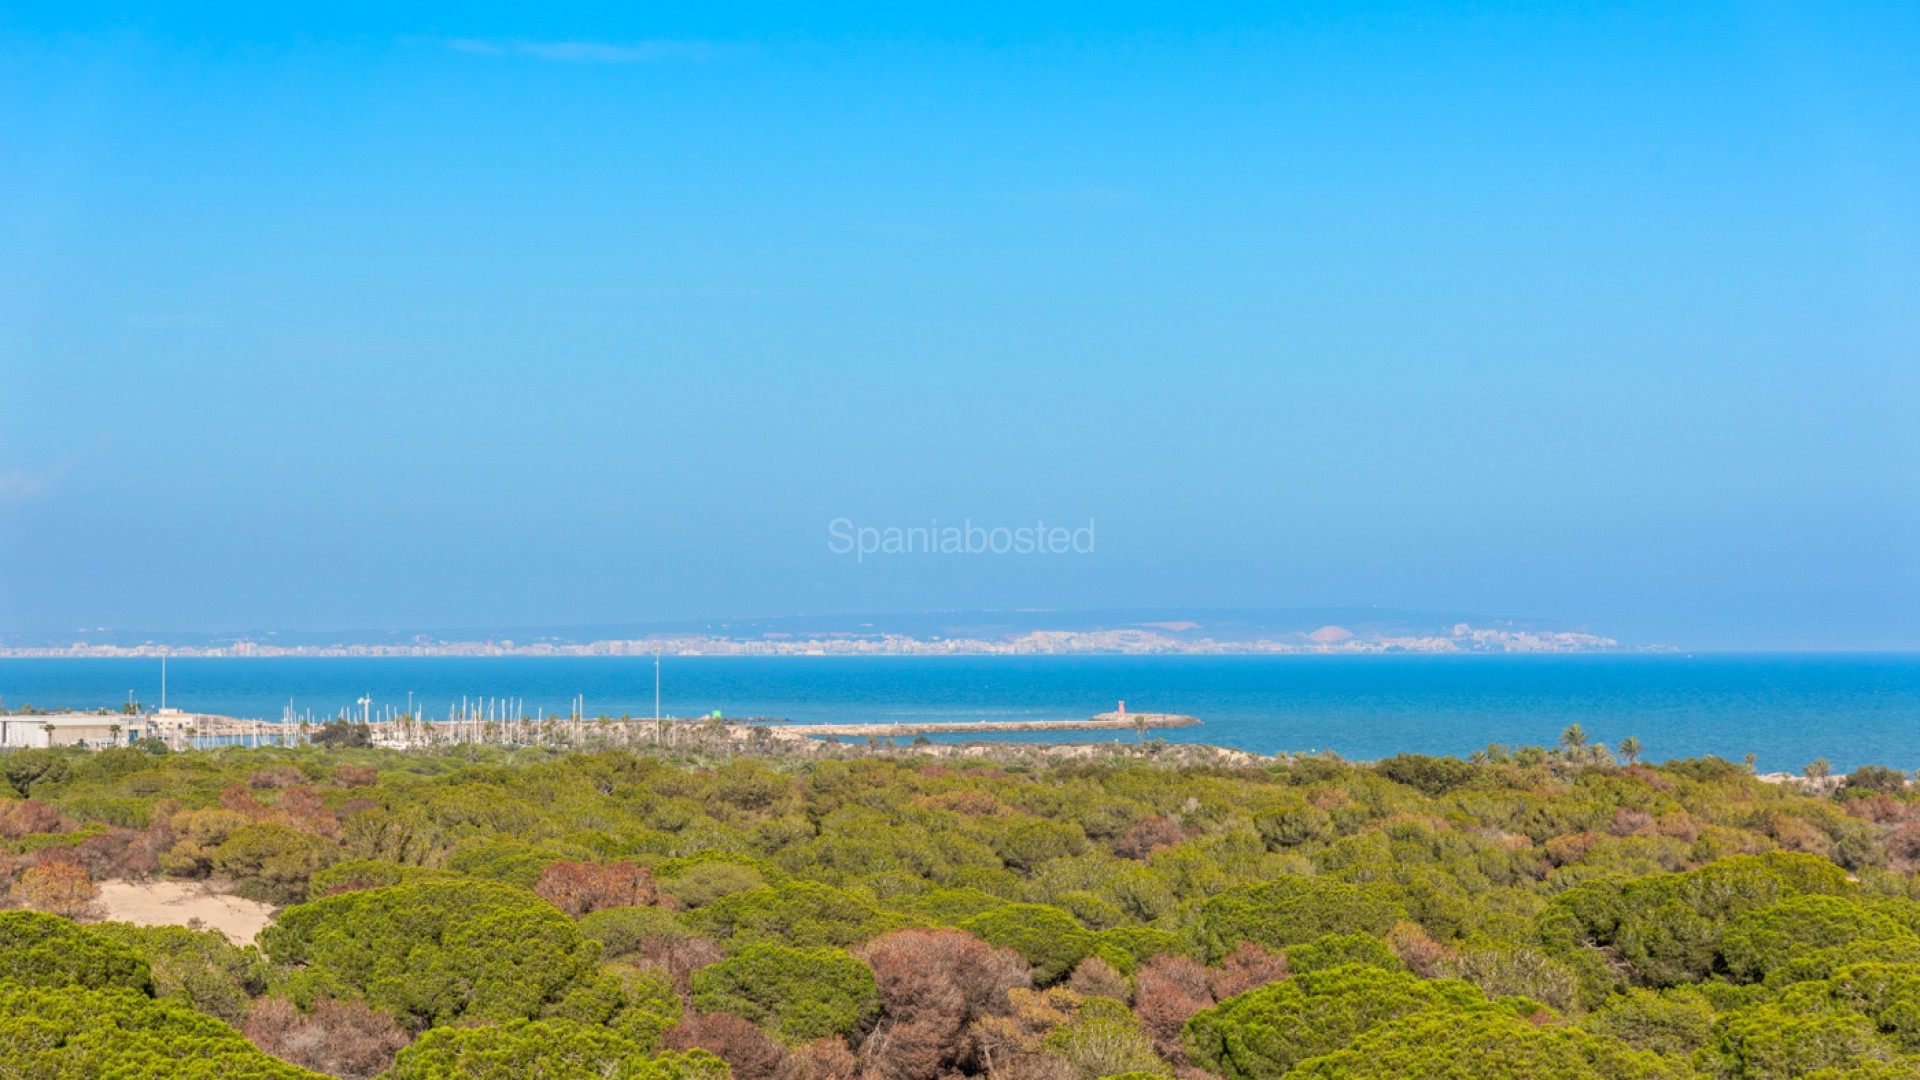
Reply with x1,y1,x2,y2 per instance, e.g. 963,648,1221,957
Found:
1,653,1916,773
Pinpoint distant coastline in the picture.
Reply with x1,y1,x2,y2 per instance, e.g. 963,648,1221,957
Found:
0,621,1644,659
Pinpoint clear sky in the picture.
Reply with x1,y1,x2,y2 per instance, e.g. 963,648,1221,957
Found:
1,3,1915,649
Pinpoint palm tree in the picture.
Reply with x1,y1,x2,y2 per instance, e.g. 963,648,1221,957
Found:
1559,724,1589,751
1805,759,1831,779
1617,736,1643,765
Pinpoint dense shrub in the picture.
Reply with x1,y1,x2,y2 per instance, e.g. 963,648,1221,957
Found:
1698,1004,1899,1078
0,980,322,1078
581,904,699,958
548,961,686,1050
390,1018,730,1080
214,822,341,904
1537,852,1854,994
1284,933,1401,975
90,921,269,1023
0,910,153,993
1043,996,1161,1078
1374,754,1479,797
692,881,909,950
691,943,880,1043
1437,944,1581,1012
307,858,463,899
13,740,1920,1079
1719,895,1916,982
1189,877,1405,962
260,881,603,1027
1580,988,1716,1058
961,904,1093,984
1288,1010,1686,1079
1182,964,1507,1080
1844,766,1911,797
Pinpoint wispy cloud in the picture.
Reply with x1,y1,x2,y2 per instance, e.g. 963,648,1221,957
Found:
445,38,727,63
0,459,75,504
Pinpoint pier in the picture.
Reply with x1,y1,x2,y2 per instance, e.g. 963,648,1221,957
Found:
766,711,1200,738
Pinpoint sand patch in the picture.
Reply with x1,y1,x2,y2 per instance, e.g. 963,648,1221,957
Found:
94,880,277,945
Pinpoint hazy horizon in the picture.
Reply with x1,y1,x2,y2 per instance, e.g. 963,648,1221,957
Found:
3,5,1915,651
0,605,1911,654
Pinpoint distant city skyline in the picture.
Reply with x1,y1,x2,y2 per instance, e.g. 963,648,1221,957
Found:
0,604,1711,655
2,4,1915,650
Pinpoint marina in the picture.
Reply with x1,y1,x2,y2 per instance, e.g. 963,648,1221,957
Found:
0,706,1199,752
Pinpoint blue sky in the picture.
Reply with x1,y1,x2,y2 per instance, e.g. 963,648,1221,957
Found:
1,3,1915,648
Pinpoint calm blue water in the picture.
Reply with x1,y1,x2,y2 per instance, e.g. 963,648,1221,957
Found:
1,654,1915,772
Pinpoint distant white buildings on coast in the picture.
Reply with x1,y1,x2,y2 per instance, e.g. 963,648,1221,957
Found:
0,623,1632,660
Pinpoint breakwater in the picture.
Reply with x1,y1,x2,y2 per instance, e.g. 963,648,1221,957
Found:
765,711,1200,738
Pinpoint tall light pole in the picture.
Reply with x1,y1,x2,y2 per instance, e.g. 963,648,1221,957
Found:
654,651,661,721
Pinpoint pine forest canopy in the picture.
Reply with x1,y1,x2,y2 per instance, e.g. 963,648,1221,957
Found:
3,738,1920,1077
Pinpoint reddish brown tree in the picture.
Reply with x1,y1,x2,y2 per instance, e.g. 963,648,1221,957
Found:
666,1011,794,1080
243,996,411,1080
534,860,658,916
1114,817,1186,860
857,929,1031,1080
1065,957,1129,1001
216,782,340,841
0,799,68,840
1133,955,1213,1060
276,787,342,840
248,765,308,790
1608,807,1654,837
787,1038,859,1080
1543,832,1602,867
1208,942,1288,1001
1889,822,1920,866
72,826,165,882
10,860,99,920
968,987,1082,1080
912,789,1005,817
333,764,378,788
220,783,270,817
640,935,726,995
1386,920,1455,978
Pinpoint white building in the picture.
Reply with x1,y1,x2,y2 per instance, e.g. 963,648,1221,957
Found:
0,713,149,749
